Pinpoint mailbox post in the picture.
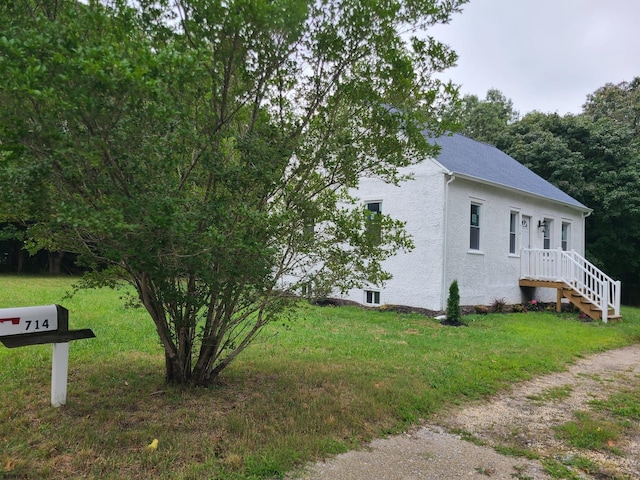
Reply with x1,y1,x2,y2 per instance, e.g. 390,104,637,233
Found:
0,305,95,407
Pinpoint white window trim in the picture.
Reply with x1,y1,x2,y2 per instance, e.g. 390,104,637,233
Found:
509,210,520,257
365,200,383,212
543,217,553,250
364,289,381,305
469,202,482,253
365,201,383,245
561,221,571,251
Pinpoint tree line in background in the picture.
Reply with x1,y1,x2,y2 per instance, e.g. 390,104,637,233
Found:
446,79,640,304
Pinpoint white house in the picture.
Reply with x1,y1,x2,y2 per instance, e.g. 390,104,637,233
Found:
339,133,621,322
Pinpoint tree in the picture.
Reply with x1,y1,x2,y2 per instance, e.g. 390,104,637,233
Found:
495,112,589,201
444,88,519,145
583,78,640,137
444,279,462,326
0,0,467,385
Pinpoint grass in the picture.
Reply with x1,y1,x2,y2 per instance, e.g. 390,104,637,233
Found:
486,378,640,479
550,380,640,478
493,445,539,460
526,385,573,404
2,275,640,479
590,384,640,420
542,453,632,480
554,411,626,453
540,458,584,480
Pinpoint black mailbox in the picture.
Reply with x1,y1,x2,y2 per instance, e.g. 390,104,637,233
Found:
0,304,95,406
0,304,95,348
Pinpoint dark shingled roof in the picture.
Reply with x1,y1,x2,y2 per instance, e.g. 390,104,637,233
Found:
430,133,589,210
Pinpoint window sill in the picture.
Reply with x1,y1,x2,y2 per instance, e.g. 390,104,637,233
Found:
467,250,484,255
508,253,520,258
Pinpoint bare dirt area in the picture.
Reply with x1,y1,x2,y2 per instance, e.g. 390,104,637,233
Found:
289,345,640,480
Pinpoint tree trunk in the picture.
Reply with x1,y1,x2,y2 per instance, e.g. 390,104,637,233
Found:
16,249,23,273
48,251,64,274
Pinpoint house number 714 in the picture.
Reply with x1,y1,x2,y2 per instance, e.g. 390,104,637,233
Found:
24,319,50,332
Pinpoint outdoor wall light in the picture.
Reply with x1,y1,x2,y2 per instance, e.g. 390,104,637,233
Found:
538,219,548,234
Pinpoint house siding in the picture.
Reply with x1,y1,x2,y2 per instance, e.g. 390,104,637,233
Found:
339,161,447,309
338,165,586,311
333,134,589,312
444,177,586,308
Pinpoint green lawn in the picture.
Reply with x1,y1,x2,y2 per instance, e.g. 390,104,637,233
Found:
1,275,639,479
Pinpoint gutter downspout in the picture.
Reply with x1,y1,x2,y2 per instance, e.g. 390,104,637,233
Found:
582,209,592,256
441,173,456,311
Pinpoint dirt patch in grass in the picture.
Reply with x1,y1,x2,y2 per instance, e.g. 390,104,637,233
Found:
294,345,640,480
434,344,640,479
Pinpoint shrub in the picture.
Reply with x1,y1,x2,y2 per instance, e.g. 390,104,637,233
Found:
446,280,462,324
527,299,543,312
474,305,489,314
491,298,507,313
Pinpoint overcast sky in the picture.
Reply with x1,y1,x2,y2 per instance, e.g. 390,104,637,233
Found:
428,0,640,116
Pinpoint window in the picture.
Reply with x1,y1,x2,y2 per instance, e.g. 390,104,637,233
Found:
561,222,570,251
365,202,382,245
543,219,552,249
365,290,380,305
470,203,480,250
509,211,519,254
302,219,316,243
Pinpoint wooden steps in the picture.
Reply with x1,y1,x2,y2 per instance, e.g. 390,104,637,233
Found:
520,249,621,323
562,287,602,321
519,278,622,322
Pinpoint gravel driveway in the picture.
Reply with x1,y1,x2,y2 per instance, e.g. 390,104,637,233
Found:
286,344,640,480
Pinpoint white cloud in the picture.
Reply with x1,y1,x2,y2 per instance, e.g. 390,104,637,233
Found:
428,0,640,115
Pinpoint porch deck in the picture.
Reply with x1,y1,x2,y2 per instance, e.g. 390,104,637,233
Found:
520,249,621,322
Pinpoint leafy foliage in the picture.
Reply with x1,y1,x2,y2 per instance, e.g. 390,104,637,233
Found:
444,88,519,145
445,279,461,323
0,0,466,384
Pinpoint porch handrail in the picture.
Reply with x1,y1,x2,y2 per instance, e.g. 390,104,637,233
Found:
521,248,621,322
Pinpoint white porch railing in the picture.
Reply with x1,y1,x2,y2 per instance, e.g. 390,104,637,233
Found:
521,248,621,322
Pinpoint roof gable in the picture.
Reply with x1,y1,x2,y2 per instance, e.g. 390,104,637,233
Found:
429,133,588,211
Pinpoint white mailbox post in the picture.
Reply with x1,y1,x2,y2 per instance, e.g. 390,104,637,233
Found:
0,305,95,407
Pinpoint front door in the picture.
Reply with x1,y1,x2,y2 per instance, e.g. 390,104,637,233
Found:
521,216,532,277
522,216,531,249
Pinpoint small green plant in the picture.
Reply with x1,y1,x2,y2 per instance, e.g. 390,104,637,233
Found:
511,465,533,480
560,454,599,475
494,445,539,460
578,311,593,322
450,428,486,446
491,298,507,313
512,303,525,313
444,279,464,325
526,385,573,405
526,299,544,312
475,466,495,476
554,411,624,452
590,387,640,420
475,305,489,314
542,454,606,479
541,458,582,479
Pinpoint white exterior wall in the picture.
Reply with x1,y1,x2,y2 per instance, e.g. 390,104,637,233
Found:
338,164,587,311
444,177,586,307
339,161,447,309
